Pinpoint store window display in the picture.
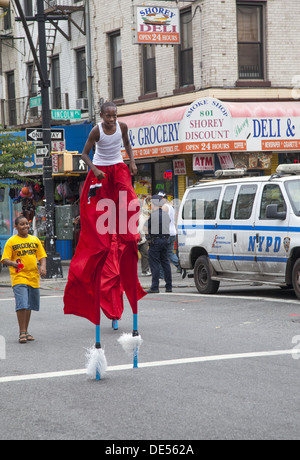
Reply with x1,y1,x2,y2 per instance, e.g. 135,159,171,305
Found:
0,188,10,235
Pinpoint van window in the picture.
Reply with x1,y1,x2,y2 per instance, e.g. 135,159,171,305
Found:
234,184,257,220
260,184,286,219
220,186,236,219
285,179,300,216
182,187,221,220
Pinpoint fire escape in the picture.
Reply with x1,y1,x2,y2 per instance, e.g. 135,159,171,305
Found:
25,0,86,125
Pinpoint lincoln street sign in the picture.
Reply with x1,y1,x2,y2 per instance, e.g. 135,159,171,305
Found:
26,128,65,142
51,109,81,120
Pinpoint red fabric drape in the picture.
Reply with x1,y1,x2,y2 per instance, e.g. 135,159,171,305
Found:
63,164,147,325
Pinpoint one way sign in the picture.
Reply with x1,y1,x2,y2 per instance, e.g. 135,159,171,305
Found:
26,128,65,142
35,144,50,158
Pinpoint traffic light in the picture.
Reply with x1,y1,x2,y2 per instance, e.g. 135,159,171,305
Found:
52,151,88,174
0,1,9,8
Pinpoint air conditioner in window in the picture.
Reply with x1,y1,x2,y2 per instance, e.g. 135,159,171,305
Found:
76,98,89,110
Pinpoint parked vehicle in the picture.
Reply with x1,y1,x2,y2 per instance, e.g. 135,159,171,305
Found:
177,164,300,299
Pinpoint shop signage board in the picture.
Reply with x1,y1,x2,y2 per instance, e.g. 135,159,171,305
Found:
51,140,66,152
217,153,235,169
173,159,186,175
233,116,300,152
135,6,180,44
120,97,300,161
181,97,300,153
52,153,59,173
121,121,181,160
193,154,215,171
180,97,247,154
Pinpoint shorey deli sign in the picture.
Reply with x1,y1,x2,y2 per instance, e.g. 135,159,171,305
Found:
135,6,180,44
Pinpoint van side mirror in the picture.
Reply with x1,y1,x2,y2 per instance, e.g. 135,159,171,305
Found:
266,204,286,220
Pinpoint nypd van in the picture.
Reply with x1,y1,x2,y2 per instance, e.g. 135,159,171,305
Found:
177,164,300,299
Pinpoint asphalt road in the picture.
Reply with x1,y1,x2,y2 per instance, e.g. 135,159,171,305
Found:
0,277,300,441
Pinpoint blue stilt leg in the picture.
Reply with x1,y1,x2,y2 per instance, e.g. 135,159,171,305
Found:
133,313,138,369
96,324,101,380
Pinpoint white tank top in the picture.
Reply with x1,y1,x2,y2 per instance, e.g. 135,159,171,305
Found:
165,202,177,236
93,121,124,166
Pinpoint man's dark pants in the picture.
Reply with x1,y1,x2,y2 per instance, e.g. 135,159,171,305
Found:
148,237,172,291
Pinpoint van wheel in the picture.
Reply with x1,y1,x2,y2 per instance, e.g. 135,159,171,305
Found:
292,259,300,299
194,255,220,294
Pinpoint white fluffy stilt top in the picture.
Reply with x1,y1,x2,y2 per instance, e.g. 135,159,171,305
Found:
85,346,107,379
118,333,143,355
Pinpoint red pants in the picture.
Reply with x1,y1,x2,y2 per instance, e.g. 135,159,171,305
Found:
64,163,146,325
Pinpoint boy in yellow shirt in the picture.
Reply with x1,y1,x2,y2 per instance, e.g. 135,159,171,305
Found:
1,216,47,343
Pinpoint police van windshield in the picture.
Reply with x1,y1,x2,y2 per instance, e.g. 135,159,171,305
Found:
285,179,300,216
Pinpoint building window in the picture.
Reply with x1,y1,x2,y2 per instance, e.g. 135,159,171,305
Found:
179,9,194,87
237,3,264,79
52,56,61,109
143,45,156,94
76,48,87,98
153,161,174,198
27,62,38,117
3,5,11,30
7,71,16,126
0,188,11,236
110,32,123,100
27,62,37,95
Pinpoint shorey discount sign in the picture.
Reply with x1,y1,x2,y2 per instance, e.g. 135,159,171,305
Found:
119,97,300,163
179,97,247,154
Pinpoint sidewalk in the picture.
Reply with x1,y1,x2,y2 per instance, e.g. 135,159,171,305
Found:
0,260,196,292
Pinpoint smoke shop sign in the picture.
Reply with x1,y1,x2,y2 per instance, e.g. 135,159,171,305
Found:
135,6,180,44
180,97,247,154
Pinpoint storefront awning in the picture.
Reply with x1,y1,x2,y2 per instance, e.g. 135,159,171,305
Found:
226,101,300,118
119,98,300,159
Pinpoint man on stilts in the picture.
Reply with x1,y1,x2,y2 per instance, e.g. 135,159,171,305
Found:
64,102,146,379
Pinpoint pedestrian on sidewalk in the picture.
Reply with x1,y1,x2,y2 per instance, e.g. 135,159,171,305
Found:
138,205,151,276
1,216,47,343
158,192,181,278
144,195,172,293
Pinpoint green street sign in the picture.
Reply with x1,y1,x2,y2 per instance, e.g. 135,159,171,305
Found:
51,109,82,120
29,96,42,108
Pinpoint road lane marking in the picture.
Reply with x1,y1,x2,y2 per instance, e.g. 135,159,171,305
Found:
0,349,299,384
0,292,299,305
0,295,64,302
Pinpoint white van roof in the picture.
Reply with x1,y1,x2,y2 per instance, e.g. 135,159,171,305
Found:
187,169,300,190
